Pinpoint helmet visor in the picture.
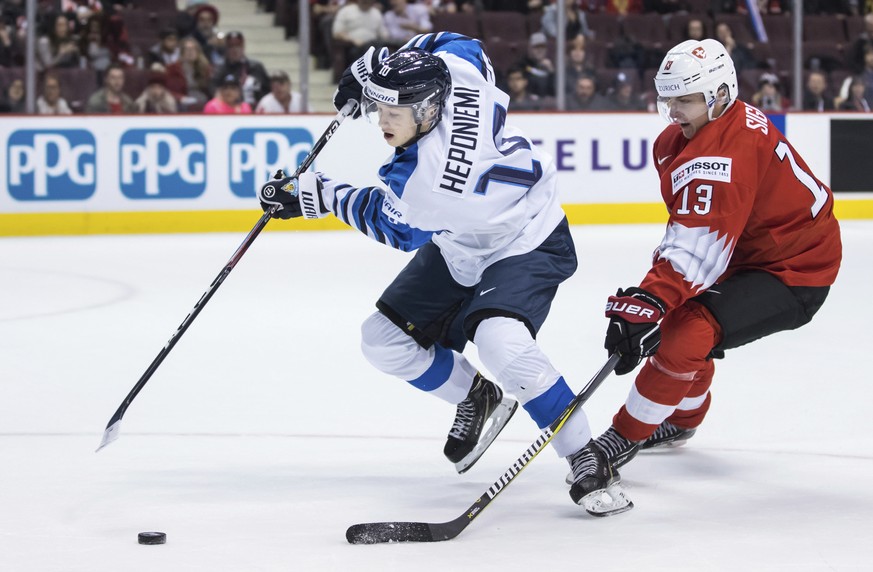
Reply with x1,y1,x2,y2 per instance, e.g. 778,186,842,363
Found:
655,93,711,125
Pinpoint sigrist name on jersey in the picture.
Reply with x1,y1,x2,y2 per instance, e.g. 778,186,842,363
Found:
439,86,481,194
671,156,732,194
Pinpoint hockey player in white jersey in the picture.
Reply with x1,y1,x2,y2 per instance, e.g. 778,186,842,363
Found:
257,32,630,515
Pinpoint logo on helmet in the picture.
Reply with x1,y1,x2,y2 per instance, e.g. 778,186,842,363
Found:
692,47,706,59
364,83,399,105
665,60,674,70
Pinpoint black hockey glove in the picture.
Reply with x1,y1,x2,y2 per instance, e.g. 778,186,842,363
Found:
332,45,389,118
604,287,666,375
257,170,328,220
258,170,302,219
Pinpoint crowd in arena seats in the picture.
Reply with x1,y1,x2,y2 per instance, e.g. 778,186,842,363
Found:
0,0,307,115
289,0,873,112
2,0,872,114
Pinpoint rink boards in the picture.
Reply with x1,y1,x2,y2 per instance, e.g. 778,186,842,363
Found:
0,111,870,236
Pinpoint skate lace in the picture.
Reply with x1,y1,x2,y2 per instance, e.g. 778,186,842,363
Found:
596,427,636,460
447,398,477,440
569,446,599,482
650,421,679,441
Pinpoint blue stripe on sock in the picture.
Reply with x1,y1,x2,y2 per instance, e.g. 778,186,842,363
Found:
522,377,574,427
407,345,453,392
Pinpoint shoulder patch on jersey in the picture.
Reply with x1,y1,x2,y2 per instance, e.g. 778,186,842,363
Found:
671,156,732,194
382,192,409,225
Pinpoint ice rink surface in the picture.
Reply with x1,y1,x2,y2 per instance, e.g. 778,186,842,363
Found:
1,221,871,571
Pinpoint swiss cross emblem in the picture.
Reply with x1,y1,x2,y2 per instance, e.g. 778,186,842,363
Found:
692,47,706,59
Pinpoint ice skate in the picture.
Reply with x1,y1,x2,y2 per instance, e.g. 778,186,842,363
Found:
641,420,696,451
595,425,641,469
444,374,518,474
567,440,633,517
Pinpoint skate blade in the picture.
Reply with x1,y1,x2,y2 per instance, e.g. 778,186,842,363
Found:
580,482,634,517
454,397,519,474
642,438,690,452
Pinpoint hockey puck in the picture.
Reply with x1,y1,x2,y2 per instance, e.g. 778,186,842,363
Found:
138,532,166,545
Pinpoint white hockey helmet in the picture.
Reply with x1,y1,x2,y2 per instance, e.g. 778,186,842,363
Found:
653,38,738,122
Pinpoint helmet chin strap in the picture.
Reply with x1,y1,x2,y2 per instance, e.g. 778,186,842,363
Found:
398,108,443,150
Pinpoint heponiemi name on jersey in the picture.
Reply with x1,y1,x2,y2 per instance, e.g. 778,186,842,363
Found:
671,156,732,193
438,86,480,195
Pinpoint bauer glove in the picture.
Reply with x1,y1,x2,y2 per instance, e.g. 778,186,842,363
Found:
604,287,666,375
332,45,389,118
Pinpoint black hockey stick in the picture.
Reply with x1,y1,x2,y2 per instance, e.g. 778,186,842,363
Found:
346,352,621,544
96,100,359,452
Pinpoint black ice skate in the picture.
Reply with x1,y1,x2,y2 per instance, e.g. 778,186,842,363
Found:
641,420,696,451
444,374,518,474
595,425,642,469
567,440,633,517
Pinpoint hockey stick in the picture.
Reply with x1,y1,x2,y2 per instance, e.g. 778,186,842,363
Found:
346,352,621,544
96,100,359,453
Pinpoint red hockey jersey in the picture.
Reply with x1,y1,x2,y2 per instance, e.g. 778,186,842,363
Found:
640,101,842,311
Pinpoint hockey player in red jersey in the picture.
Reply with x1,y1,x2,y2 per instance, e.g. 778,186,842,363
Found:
591,38,842,469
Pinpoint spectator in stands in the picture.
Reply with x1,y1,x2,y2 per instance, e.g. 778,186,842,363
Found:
837,75,872,111
567,74,614,110
332,0,387,71
750,72,790,112
85,64,137,113
542,1,592,41
256,70,309,113
415,0,454,14
383,0,433,48
802,70,835,111
204,73,252,114
211,31,270,108
168,37,213,111
36,73,72,115
135,71,178,114
78,14,112,83
313,0,344,69
684,17,707,42
604,0,643,14
147,28,180,68
565,36,596,95
0,18,22,67
607,71,646,110
715,21,753,73
191,3,224,67
0,77,26,113
506,66,549,111
37,13,80,71
860,44,873,97
516,32,556,97
848,13,873,73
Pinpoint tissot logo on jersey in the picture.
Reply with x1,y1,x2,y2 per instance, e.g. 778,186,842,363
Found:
7,129,96,201
229,128,313,197
120,129,206,199
671,156,732,193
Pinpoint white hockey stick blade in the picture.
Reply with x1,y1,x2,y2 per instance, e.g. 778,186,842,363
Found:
580,482,634,517
454,397,519,474
96,421,121,452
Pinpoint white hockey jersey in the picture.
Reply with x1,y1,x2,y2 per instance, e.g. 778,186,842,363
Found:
319,32,565,286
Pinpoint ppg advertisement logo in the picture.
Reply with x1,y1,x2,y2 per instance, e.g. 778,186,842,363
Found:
7,130,96,200
120,129,206,199
229,129,313,197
